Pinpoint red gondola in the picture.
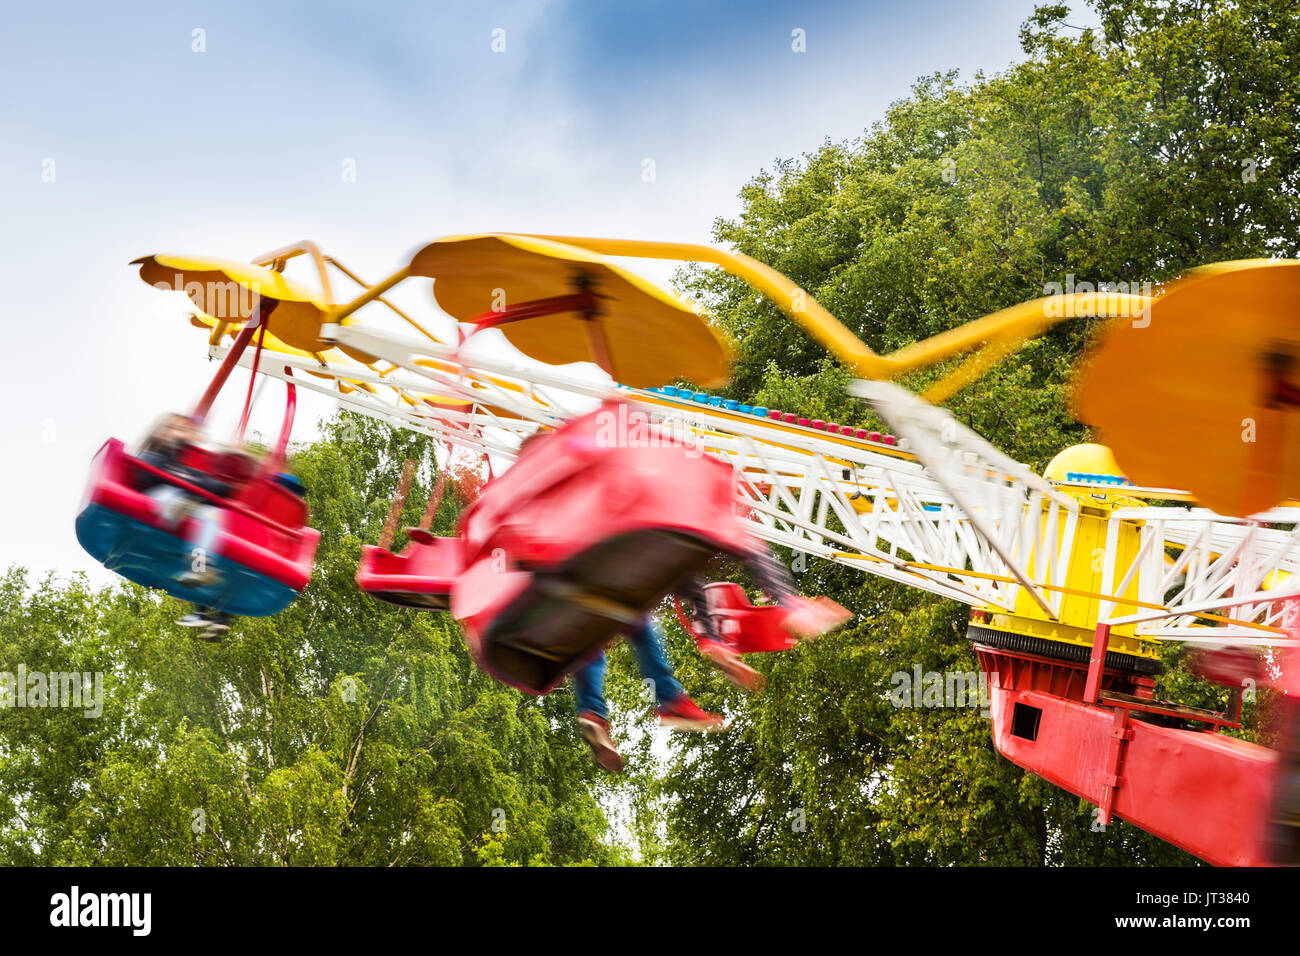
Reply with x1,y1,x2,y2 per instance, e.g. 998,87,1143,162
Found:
679,583,799,653
356,456,464,610
356,535,462,608
76,283,320,618
447,401,754,694
357,531,462,611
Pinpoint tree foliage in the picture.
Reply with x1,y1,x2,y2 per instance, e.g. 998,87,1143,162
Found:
641,0,1300,865
0,415,623,866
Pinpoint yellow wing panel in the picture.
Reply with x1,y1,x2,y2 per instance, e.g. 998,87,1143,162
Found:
1076,259,1300,517
407,234,732,388
134,253,333,352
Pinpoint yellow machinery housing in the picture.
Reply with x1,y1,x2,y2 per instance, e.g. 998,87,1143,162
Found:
970,444,1162,673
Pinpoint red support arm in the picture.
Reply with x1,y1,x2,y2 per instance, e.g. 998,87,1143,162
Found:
191,298,278,423
468,293,599,331
272,369,296,466
234,325,268,444
1084,622,1111,704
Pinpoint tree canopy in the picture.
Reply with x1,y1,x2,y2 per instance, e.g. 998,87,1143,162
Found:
641,0,1297,865
1,416,623,866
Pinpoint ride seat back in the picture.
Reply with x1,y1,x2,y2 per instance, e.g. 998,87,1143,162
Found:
233,476,309,532
702,581,795,653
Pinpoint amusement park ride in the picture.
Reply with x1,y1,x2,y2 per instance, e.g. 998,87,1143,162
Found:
74,232,1300,866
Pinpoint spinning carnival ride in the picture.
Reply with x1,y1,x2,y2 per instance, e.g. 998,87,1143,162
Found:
78,234,1300,865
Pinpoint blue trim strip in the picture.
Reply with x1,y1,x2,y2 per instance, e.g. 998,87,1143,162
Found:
75,503,299,616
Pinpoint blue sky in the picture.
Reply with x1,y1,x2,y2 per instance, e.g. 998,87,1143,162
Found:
0,0,1079,579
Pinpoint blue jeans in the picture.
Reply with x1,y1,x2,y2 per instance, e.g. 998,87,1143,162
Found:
572,617,684,719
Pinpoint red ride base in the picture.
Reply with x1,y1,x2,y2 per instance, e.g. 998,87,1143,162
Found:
974,639,1278,866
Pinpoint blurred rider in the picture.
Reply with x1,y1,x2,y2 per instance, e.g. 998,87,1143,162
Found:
137,413,234,638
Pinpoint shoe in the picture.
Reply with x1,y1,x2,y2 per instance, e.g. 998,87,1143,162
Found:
196,623,228,643
177,612,212,628
577,711,625,773
178,568,218,588
782,596,852,640
698,639,765,693
656,696,726,732
197,612,230,641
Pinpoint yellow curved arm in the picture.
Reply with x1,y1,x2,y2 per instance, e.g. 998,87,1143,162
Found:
523,235,1153,396
888,292,1151,375
324,231,1157,398
251,240,336,305
915,292,1152,401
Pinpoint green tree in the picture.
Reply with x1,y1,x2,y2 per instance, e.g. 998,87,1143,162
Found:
635,0,1299,865
0,413,626,866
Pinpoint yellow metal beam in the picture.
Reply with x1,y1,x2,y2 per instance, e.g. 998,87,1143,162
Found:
328,266,412,324
835,550,1285,634
523,236,1155,393
320,234,1158,399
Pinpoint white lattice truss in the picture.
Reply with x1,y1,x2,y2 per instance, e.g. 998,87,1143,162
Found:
225,325,1300,648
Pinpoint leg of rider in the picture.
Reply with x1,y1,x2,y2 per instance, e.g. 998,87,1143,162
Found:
572,650,625,772
625,616,686,706
682,576,722,643
632,617,726,728
188,503,224,563
145,485,187,526
572,652,609,720
745,546,798,605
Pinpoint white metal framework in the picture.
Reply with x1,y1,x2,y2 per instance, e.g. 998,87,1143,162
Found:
224,319,1300,648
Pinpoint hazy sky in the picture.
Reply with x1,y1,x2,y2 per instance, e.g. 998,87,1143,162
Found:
0,0,1073,581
